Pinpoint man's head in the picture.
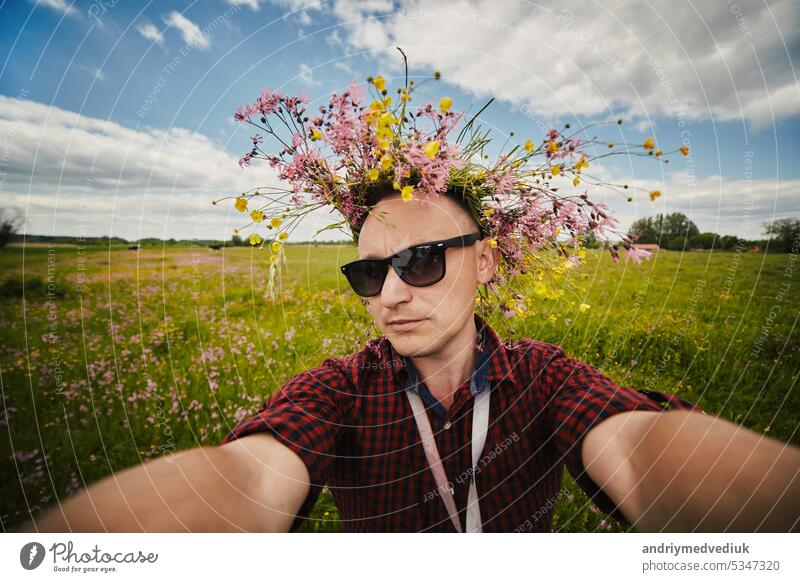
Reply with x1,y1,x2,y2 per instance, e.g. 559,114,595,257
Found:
355,187,498,358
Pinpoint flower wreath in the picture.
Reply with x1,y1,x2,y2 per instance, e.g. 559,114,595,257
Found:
217,49,688,337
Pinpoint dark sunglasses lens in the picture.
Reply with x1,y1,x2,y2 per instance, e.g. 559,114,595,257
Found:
397,247,444,286
347,261,387,296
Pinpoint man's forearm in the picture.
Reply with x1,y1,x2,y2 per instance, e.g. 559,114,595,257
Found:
18,434,310,532
585,410,800,532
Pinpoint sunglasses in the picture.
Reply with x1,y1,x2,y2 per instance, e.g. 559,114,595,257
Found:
340,232,483,297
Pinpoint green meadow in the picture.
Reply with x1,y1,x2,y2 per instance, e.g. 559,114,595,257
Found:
1,243,798,532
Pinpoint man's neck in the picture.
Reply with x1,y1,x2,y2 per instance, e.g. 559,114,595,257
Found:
408,317,479,412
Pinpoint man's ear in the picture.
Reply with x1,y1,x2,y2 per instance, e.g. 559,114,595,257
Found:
476,240,499,284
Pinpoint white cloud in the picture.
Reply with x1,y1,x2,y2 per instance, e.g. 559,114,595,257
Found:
71,63,105,81
34,0,76,16
136,22,164,46
288,0,800,130
589,171,800,239
0,96,348,241
227,0,261,10
297,63,321,86
163,11,210,50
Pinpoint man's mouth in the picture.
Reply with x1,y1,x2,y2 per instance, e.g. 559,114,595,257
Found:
385,318,424,332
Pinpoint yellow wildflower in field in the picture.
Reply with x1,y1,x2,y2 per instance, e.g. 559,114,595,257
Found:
310,129,323,141
649,190,662,201
272,241,282,252
487,238,498,249
401,186,414,202
271,217,283,228
551,165,561,177
249,233,262,245
573,177,581,187
524,139,535,152
235,197,248,212
367,168,380,181
372,75,386,92
642,137,655,150
439,97,452,113
380,154,393,170
250,210,265,222
278,232,289,241
579,303,591,313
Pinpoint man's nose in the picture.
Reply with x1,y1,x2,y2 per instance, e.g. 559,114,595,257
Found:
379,266,412,308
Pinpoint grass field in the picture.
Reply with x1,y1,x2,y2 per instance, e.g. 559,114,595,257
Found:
1,243,798,532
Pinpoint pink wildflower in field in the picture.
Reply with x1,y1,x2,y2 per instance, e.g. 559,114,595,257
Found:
626,246,653,264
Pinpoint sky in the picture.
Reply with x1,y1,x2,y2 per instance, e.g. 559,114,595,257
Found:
0,0,798,242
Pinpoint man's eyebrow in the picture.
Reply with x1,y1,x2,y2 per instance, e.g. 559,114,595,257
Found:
360,239,433,260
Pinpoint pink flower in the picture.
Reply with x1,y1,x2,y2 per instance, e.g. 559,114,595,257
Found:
627,246,652,264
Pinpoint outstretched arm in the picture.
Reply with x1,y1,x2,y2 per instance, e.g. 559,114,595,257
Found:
583,409,800,532
17,433,309,532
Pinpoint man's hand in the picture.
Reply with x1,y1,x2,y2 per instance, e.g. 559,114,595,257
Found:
17,434,310,532
582,409,800,532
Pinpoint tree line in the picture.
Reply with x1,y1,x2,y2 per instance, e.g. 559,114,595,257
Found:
626,213,799,253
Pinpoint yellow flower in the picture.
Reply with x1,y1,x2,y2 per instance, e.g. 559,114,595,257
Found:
574,156,589,173
250,210,265,222
487,238,498,249
310,129,323,141
547,140,559,154
548,314,558,324
248,233,262,245
423,140,440,160
378,111,394,127
655,149,662,157
270,217,283,228
573,177,581,187
649,190,662,201
383,96,392,107
484,208,494,216
367,168,380,181
401,185,414,202
380,154,393,171
578,303,591,313
235,197,248,212
550,165,562,177
278,232,289,241
679,145,690,156
271,241,282,252
642,137,655,150
372,75,386,92
439,97,452,113
400,90,411,103
524,139,535,152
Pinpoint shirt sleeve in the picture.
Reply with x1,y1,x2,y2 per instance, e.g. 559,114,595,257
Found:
536,343,702,523
220,358,354,532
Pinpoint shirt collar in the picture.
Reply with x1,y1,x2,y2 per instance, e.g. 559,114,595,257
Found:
389,313,518,396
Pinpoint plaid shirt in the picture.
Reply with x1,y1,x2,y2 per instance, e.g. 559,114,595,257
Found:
222,313,699,532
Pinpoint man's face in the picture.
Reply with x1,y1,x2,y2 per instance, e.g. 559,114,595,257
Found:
357,194,496,358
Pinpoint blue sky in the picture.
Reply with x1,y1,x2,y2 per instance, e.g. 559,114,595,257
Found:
1,0,798,241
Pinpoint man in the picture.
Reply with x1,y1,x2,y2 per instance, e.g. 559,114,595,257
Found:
24,189,800,533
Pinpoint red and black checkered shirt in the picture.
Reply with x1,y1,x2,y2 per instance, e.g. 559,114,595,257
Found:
222,313,698,532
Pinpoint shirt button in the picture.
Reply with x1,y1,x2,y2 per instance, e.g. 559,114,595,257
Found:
443,421,452,430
